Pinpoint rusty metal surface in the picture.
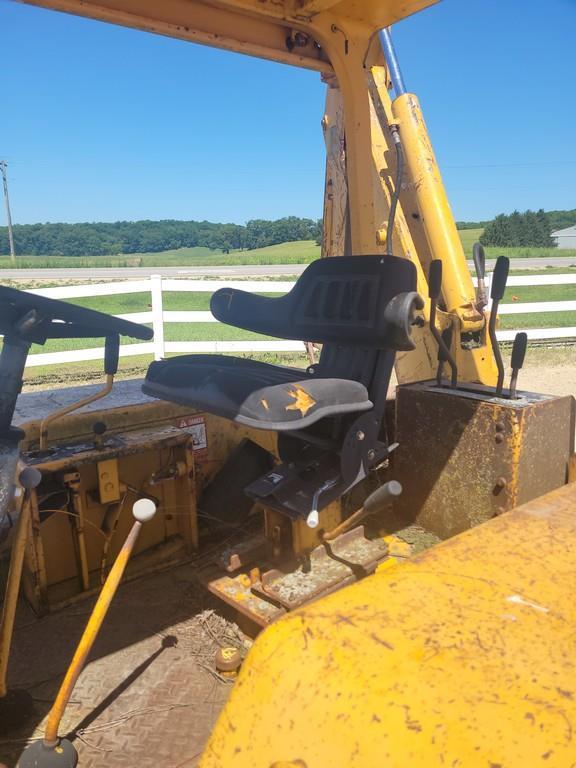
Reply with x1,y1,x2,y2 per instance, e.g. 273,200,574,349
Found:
394,381,575,539
257,526,388,610
208,572,286,627
1,562,238,768
216,533,268,574
207,525,388,624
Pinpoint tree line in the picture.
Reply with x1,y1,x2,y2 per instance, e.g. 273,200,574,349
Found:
479,209,554,248
2,207,574,257
0,217,321,257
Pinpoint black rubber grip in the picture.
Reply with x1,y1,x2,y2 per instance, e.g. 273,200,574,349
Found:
19,466,42,490
364,480,403,515
104,334,120,376
511,332,528,370
428,259,443,300
491,256,510,301
472,242,485,279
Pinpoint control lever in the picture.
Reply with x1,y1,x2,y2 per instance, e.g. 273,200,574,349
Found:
488,256,510,396
39,333,120,451
92,420,107,448
0,465,42,733
509,332,527,400
428,260,458,388
472,242,488,311
322,480,403,541
18,498,158,768
307,477,338,529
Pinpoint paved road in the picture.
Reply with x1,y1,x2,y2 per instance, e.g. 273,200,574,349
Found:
1,256,575,280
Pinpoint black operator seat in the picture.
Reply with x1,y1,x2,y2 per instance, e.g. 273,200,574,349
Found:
142,255,422,430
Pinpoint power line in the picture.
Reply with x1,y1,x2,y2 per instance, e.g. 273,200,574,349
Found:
0,161,16,265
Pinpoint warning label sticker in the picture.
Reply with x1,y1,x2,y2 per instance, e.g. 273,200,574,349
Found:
176,415,208,456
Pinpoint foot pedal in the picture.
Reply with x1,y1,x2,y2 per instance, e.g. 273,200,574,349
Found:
205,526,388,627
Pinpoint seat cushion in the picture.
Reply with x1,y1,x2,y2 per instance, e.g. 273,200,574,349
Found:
142,355,372,431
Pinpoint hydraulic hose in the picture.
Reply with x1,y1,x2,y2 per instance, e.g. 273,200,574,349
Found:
378,27,406,256
386,127,404,256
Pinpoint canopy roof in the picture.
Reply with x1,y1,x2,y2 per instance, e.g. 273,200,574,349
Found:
19,0,438,72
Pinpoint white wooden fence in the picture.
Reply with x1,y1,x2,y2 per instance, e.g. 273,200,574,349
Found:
22,272,576,368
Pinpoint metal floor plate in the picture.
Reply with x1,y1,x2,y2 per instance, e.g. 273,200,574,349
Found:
1,562,241,768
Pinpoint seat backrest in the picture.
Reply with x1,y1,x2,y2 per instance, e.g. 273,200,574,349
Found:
291,256,414,346
210,256,421,413
210,255,418,349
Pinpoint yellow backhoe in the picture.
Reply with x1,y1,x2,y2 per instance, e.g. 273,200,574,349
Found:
0,0,574,766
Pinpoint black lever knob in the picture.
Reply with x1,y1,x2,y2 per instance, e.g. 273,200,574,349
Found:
511,331,528,371
19,466,42,490
364,480,403,515
472,242,486,280
491,256,510,302
428,259,443,300
104,334,120,376
509,332,528,400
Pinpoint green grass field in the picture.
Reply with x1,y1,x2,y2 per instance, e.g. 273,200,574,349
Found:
2,233,573,382
16,270,573,389
19,269,574,363
457,228,483,254
3,232,576,269
0,241,321,270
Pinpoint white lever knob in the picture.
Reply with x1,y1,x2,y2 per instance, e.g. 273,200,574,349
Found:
132,498,157,523
306,509,319,529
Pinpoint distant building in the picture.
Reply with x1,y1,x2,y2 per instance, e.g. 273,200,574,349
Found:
551,225,576,249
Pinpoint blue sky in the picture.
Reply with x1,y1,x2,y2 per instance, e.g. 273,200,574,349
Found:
1,0,575,225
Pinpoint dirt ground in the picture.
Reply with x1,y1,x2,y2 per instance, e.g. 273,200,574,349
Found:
519,363,575,399
0,563,246,768
388,346,576,400
508,346,575,399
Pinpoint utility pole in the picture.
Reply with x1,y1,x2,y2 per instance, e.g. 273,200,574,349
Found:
0,161,16,265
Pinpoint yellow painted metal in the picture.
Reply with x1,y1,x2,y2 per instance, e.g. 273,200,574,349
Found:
42,517,144,745
264,501,341,559
321,84,348,257
97,458,120,504
317,56,495,384
569,454,576,483
19,0,437,70
16,382,281,612
0,495,32,697
39,373,113,451
66,473,91,592
201,481,576,767
392,93,479,325
24,435,198,611
390,91,498,383
291,501,341,554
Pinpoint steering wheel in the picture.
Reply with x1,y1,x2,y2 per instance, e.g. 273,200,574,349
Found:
0,284,153,344
0,284,154,520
